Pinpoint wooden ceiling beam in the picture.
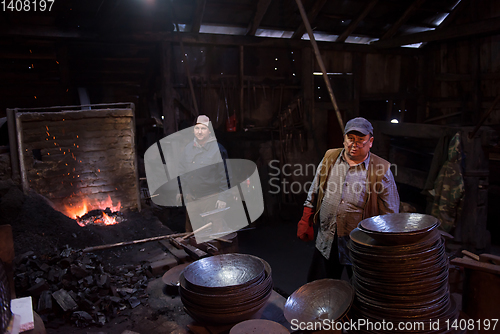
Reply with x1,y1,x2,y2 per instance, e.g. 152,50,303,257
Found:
191,0,206,33
336,0,379,43
380,0,427,40
0,26,422,54
372,16,500,48
291,0,327,39
246,0,272,36
438,0,469,29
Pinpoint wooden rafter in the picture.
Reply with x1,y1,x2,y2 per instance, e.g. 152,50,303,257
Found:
246,0,272,36
380,0,427,40
191,0,206,33
336,0,379,43
291,0,327,39
438,0,469,29
372,16,500,48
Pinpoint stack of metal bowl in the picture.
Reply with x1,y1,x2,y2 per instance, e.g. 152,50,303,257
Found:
179,253,273,324
349,213,458,333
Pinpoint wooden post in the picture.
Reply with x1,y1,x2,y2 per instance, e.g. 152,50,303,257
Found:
6,109,20,182
352,53,362,119
14,111,28,194
295,0,344,132
416,54,426,123
471,39,481,125
179,40,199,117
161,41,177,135
240,45,244,128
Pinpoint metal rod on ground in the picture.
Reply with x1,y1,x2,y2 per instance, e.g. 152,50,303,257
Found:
82,231,192,253
295,0,344,133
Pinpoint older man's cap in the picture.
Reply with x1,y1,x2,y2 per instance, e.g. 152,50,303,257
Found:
196,115,210,127
344,117,373,135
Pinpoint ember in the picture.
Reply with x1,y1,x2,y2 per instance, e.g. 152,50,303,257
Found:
76,208,125,227
60,195,123,227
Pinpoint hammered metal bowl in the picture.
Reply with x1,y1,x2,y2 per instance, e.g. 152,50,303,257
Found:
357,213,439,246
359,213,439,234
230,319,289,334
179,254,273,324
284,279,354,324
183,253,265,292
348,216,458,333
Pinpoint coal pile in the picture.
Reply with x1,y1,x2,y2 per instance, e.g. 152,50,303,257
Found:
0,178,178,329
14,247,153,329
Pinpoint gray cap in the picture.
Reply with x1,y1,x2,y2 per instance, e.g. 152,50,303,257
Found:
196,115,210,127
344,117,373,135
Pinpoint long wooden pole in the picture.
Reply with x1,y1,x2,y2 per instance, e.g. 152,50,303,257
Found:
295,0,344,132
82,231,191,253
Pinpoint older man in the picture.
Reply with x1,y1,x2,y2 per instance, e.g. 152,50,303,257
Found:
297,117,400,281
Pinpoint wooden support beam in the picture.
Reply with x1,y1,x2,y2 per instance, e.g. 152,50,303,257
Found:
246,0,272,36
380,0,427,40
292,0,327,40
372,17,500,48
372,121,455,139
336,0,379,43
438,0,470,29
352,53,362,118
160,42,177,135
240,45,244,128
191,0,206,33
295,0,343,132
0,27,420,55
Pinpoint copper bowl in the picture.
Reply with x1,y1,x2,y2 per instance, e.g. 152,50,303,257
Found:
284,279,354,324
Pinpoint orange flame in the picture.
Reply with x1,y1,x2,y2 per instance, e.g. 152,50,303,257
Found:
99,212,119,226
62,195,121,227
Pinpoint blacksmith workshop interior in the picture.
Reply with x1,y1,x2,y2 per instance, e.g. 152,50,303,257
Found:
1,0,500,333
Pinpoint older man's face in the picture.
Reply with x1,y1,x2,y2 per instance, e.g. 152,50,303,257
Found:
194,124,210,142
343,131,373,161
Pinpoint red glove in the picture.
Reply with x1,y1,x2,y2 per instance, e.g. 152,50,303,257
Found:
297,206,314,241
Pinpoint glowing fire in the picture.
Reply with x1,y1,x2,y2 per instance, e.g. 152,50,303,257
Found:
95,212,119,226
62,195,122,227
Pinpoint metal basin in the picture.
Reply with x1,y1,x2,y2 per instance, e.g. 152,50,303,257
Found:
284,279,354,324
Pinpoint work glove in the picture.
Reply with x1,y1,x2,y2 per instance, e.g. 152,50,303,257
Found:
297,206,314,241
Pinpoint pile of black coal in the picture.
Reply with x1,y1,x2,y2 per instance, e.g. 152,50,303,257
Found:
14,246,154,329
